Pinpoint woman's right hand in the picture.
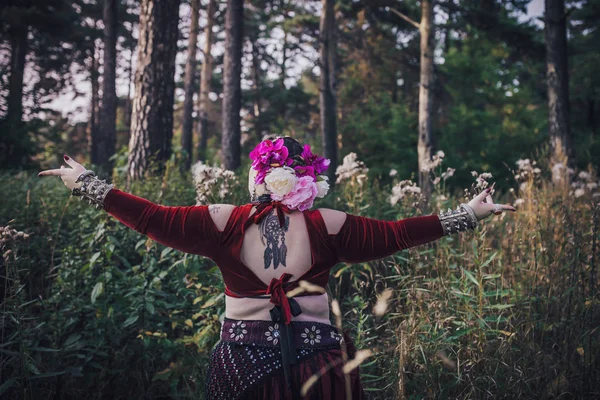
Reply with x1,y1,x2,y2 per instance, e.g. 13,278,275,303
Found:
467,182,516,221
38,155,88,191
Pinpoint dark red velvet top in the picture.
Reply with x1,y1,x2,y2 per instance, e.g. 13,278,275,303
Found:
103,188,444,302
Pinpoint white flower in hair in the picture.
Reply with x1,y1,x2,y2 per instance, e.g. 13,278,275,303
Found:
264,166,298,200
316,175,330,198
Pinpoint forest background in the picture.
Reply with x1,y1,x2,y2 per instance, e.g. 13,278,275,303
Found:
1,0,599,398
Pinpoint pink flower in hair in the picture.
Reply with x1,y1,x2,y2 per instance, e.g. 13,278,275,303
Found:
293,165,316,180
281,176,318,211
301,145,330,175
249,138,292,184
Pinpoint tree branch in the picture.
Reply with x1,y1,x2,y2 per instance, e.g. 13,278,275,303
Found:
389,7,420,30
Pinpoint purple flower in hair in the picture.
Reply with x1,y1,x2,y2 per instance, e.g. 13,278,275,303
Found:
249,138,292,184
293,165,316,180
301,145,330,175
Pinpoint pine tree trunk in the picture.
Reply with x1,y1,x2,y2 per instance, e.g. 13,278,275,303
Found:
7,25,27,126
545,0,572,167
319,0,338,183
418,0,434,203
95,0,118,174
280,5,288,121
90,39,100,158
221,0,244,170
251,39,263,141
197,0,216,162
127,0,181,180
181,0,200,170
125,46,134,137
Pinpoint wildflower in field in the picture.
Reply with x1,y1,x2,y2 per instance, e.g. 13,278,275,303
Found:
551,162,574,183
389,180,422,206
567,169,600,199
420,150,445,172
335,152,369,185
473,171,493,189
515,158,541,181
441,167,455,180
389,169,398,177
1,226,30,263
191,161,238,204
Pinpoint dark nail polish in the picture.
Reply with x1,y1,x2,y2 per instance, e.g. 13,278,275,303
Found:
64,155,69,160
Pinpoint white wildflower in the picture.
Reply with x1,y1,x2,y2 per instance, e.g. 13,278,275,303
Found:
475,172,492,189
441,167,455,180
551,163,574,183
421,151,445,172
356,174,368,186
335,153,369,184
587,182,598,191
471,171,478,177
389,180,421,206
578,171,591,181
192,161,238,205
574,188,585,198
514,198,525,206
389,169,398,177
515,159,533,172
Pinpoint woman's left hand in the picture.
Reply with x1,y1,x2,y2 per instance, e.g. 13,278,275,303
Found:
38,155,88,191
467,182,516,221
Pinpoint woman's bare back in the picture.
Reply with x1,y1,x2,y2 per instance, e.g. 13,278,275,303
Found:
209,204,347,324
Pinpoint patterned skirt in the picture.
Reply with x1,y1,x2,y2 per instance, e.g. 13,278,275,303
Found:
205,318,364,400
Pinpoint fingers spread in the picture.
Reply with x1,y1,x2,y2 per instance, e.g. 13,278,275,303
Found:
38,169,67,177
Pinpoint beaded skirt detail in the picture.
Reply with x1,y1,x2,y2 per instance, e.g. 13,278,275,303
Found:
205,319,364,400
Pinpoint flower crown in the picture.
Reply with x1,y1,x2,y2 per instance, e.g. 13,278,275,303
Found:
249,137,330,211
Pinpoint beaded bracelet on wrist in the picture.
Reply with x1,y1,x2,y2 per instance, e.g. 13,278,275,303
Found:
437,203,478,236
71,170,114,208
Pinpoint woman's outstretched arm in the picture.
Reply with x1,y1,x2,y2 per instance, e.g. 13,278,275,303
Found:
38,155,228,257
320,186,515,264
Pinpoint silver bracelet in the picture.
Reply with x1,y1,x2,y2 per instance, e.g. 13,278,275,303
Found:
71,170,114,208
438,203,478,236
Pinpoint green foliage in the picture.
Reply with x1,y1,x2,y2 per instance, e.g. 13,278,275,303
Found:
1,154,600,398
0,169,224,399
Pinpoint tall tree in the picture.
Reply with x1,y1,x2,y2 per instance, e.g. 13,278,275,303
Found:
127,0,181,179
221,0,244,170
544,0,572,167
181,0,200,170
418,0,434,202
94,0,118,173
6,24,27,127
197,0,217,162
319,0,338,183
391,0,435,202
89,37,100,159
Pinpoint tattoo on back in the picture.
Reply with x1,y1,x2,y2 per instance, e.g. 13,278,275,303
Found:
259,213,290,270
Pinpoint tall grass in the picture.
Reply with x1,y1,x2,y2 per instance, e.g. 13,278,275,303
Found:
0,154,598,399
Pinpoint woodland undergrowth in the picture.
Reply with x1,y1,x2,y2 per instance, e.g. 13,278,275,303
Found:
1,151,599,399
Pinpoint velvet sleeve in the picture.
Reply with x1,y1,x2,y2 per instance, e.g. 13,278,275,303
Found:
103,188,222,257
330,213,445,263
